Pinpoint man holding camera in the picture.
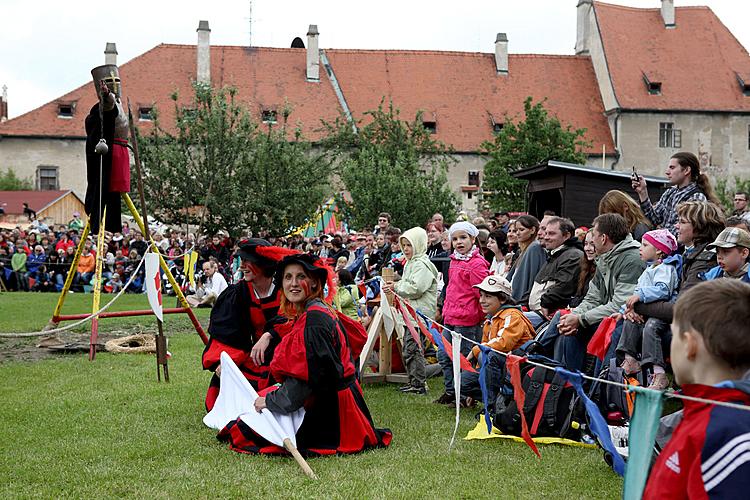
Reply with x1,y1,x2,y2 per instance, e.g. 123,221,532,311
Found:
187,260,227,308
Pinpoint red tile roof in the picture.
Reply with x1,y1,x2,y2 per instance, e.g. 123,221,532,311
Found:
0,190,74,214
0,44,614,154
594,1,750,111
326,49,614,153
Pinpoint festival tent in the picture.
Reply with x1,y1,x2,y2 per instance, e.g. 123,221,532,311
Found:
290,197,346,237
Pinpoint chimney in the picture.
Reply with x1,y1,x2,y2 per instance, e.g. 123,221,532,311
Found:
0,85,7,122
575,0,593,55
104,42,118,65
494,33,508,76
306,25,320,82
197,20,211,85
661,0,675,28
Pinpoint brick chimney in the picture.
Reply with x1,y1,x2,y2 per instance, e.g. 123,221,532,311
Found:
0,85,7,122
494,33,508,75
661,0,675,28
575,0,593,55
104,42,118,65
306,25,320,82
197,20,211,85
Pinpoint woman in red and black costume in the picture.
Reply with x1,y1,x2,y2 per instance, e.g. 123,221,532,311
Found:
218,252,392,455
202,239,297,411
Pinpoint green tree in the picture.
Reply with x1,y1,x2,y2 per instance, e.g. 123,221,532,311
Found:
137,84,331,237
0,168,33,190
323,101,458,230
481,97,591,211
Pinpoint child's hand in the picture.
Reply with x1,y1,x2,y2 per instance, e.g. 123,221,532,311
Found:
610,313,623,322
625,294,640,311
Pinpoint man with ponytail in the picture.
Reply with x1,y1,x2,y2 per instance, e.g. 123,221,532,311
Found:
632,152,721,237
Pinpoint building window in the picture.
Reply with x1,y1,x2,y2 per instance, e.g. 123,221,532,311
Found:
57,104,74,118
139,107,153,121
468,171,480,186
422,121,437,134
261,110,277,124
659,122,681,148
493,122,504,134
643,73,662,95
36,166,59,191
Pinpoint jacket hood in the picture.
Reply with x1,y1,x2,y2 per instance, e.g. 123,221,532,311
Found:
596,235,641,267
563,236,584,251
401,227,428,259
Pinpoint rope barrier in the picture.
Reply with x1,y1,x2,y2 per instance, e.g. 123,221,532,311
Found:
387,281,750,414
0,257,146,338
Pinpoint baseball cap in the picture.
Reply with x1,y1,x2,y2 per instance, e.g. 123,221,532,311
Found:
707,227,750,250
473,274,512,296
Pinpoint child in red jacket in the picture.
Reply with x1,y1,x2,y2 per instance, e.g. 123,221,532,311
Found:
643,279,750,499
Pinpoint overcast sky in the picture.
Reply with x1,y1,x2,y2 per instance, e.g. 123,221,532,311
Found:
2,0,748,119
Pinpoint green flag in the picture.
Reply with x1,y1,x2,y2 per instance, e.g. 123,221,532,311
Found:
623,387,664,500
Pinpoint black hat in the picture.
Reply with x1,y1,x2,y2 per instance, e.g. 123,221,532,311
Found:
274,253,335,302
236,238,273,268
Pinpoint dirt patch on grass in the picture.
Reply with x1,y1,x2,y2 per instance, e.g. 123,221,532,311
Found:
0,326,156,363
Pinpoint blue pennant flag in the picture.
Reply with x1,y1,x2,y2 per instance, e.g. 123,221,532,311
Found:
478,345,494,434
555,367,626,476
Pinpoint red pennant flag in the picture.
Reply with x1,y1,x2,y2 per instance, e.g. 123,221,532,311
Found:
395,298,424,353
404,301,436,344
586,316,617,361
435,329,477,374
506,354,541,458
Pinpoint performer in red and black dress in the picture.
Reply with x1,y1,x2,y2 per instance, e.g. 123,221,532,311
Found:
218,253,392,455
202,239,296,411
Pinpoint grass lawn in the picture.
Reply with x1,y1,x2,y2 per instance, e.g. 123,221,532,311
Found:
0,292,622,498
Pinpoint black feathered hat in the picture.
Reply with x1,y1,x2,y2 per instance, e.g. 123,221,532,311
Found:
236,239,298,277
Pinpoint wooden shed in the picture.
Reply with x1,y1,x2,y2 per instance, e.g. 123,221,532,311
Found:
0,190,85,226
511,160,667,227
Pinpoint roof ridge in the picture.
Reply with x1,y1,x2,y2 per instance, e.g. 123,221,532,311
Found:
594,1,710,13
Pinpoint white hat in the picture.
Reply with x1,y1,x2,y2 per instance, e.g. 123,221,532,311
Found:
473,274,512,296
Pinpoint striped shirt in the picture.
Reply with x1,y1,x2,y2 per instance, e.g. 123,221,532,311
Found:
640,182,706,236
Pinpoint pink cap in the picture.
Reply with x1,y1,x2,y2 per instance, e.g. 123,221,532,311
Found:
643,229,678,256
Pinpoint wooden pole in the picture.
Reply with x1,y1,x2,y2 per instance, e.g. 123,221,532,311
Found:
47,221,91,326
283,438,318,479
89,210,107,360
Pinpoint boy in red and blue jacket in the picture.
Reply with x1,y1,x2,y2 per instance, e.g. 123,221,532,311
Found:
643,279,750,499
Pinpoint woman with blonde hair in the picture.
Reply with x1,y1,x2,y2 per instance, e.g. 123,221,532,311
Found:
598,190,650,241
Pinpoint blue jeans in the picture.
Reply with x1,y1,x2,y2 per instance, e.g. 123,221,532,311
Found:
523,311,548,329
437,323,483,395
536,311,599,371
460,351,507,407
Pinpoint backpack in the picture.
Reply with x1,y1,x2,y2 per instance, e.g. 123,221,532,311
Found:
493,357,581,440
588,357,644,425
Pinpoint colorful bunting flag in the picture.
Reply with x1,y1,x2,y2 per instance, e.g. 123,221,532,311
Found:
395,298,424,353
144,252,163,322
449,331,462,450
587,316,618,361
477,345,493,435
506,354,541,458
623,387,664,499
555,367,626,476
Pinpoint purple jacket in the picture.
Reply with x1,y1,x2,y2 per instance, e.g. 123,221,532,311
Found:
442,249,489,327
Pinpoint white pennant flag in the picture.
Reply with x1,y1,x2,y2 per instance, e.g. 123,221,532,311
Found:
204,352,305,447
449,330,462,450
144,252,163,322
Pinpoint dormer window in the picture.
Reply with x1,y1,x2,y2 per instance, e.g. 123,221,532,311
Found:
138,107,153,121
736,73,750,97
57,103,74,118
642,72,662,95
493,123,504,134
422,121,437,134
261,109,277,124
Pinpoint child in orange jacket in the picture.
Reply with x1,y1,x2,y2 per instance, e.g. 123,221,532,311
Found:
459,274,535,408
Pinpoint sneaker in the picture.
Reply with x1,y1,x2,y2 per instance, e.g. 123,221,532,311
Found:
648,372,670,391
608,425,630,458
459,396,476,408
433,392,455,405
621,357,641,375
398,384,413,392
402,385,427,395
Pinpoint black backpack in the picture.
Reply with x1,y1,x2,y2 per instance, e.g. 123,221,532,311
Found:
493,359,581,440
588,358,645,425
